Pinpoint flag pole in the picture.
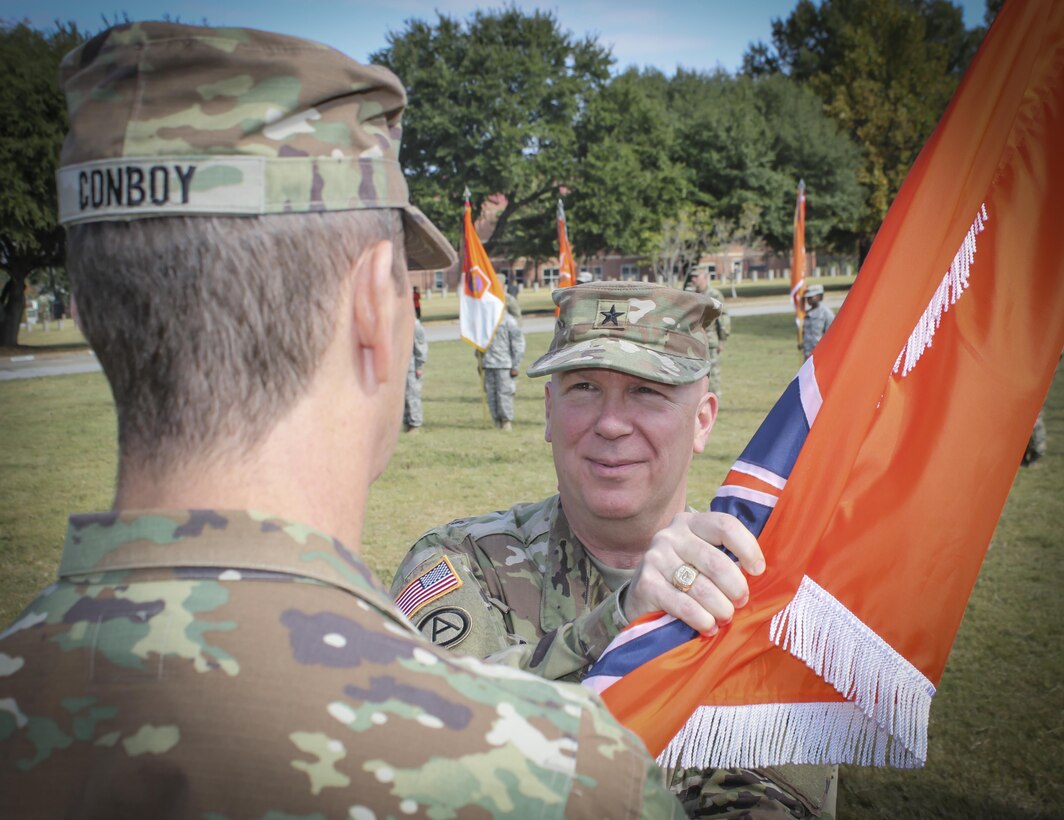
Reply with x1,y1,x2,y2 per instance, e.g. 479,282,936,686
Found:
463,187,493,429
791,179,807,361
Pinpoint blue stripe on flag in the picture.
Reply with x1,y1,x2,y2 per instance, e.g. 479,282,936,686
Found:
586,617,697,681
738,376,809,480
709,497,777,541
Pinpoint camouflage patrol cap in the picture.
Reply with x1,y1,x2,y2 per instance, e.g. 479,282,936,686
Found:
805,284,825,297
55,21,456,271
526,281,722,385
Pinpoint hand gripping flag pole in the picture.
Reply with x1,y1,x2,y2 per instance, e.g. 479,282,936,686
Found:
585,0,1064,770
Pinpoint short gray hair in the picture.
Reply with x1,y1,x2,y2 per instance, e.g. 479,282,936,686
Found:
67,210,405,474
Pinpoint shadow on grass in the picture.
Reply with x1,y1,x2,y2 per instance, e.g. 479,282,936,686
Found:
1,343,91,357
841,778,1057,820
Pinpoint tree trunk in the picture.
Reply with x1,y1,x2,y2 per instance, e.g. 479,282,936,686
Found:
0,260,29,348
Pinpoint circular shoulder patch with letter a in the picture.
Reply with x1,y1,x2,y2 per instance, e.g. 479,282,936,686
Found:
417,606,471,648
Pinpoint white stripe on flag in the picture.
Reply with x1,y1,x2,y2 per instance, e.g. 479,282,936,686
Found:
715,485,779,508
798,357,824,427
732,460,788,490
605,613,678,652
582,674,622,695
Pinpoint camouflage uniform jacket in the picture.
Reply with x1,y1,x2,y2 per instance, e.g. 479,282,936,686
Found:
481,312,525,370
705,286,732,353
802,303,835,359
392,497,839,818
0,509,683,819
392,495,631,683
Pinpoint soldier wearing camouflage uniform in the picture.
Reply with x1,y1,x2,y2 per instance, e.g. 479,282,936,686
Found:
801,284,835,359
0,24,684,819
393,281,838,818
685,269,731,398
404,317,428,431
478,294,525,430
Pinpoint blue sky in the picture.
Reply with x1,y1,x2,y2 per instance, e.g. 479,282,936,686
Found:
3,0,990,76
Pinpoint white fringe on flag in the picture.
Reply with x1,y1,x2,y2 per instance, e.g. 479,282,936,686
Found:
658,699,920,770
772,576,934,764
659,575,935,770
893,204,988,377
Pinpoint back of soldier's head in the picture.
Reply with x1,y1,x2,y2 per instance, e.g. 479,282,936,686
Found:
57,22,454,471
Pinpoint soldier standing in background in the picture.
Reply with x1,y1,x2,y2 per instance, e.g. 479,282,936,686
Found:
0,23,684,819
404,317,428,432
685,268,731,399
505,277,522,319
478,293,525,430
801,283,835,359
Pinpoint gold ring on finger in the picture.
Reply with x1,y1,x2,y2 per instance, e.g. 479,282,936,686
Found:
671,563,699,593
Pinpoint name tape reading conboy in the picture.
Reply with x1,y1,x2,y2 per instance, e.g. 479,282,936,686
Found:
57,157,266,224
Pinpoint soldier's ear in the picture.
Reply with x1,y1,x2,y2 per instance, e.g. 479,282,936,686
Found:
544,380,553,443
692,387,717,454
352,240,399,390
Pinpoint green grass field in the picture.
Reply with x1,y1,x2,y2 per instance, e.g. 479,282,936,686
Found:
0,310,1060,818
8,322,87,353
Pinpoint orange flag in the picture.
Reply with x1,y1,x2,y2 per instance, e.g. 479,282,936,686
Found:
589,0,1064,769
556,199,577,315
791,180,807,345
459,193,506,351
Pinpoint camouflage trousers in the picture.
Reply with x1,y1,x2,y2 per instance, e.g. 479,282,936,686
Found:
707,348,723,400
484,368,515,424
404,368,423,428
667,764,837,819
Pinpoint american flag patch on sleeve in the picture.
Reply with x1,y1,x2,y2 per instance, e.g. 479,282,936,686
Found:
394,556,462,619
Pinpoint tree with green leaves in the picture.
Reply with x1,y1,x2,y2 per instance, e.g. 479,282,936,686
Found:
743,0,983,254
373,8,612,260
0,22,84,347
663,69,865,254
647,204,716,288
753,73,866,252
667,69,777,243
566,68,688,264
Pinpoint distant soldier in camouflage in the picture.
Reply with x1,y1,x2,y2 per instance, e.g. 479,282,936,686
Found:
393,281,838,818
801,284,835,359
477,293,525,430
0,23,684,819
404,317,428,432
685,268,731,399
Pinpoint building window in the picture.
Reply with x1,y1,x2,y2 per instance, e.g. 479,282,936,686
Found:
620,265,639,281
515,268,525,285
543,267,559,285
593,266,603,279
434,271,444,289
707,263,717,280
